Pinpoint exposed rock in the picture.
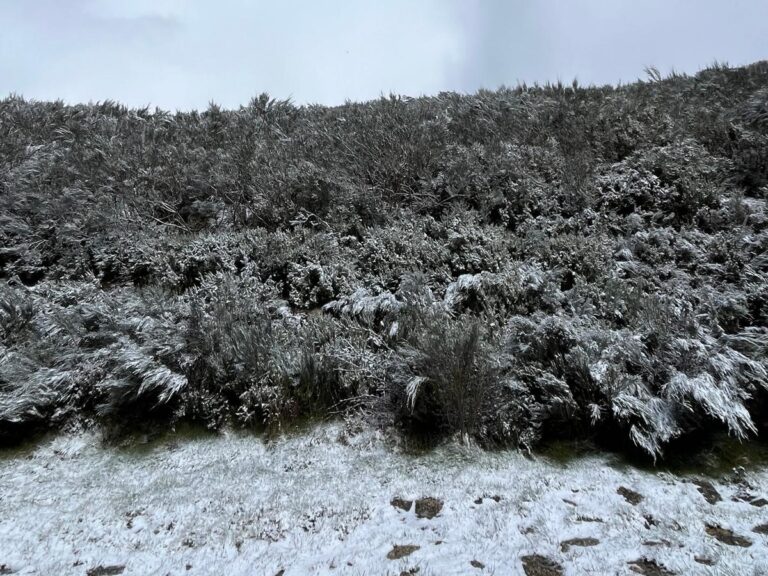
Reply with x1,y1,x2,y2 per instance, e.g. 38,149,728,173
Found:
86,567,125,576
0,566,14,575
391,497,413,512
692,480,721,505
520,554,564,576
576,515,604,523
694,556,715,566
750,497,768,507
617,486,644,505
560,537,600,552
470,560,485,569
628,558,676,575
753,523,768,535
705,524,752,547
415,497,443,519
387,545,420,560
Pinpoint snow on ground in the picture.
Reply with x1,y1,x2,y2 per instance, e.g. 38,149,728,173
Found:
1,424,767,575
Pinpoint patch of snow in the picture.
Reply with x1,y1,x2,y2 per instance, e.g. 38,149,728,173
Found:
1,425,767,575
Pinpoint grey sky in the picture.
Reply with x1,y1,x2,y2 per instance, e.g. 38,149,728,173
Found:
1,0,766,109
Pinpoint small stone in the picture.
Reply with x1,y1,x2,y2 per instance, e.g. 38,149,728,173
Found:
387,545,420,560
415,497,443,519
628,559,676,575
520,554,564,576
617,486,644,505
692,480,721,505
560,537,600,552
470,560,485,569
705,524,752,547
474,497,483,505
391,497,413,512
694,556,715,566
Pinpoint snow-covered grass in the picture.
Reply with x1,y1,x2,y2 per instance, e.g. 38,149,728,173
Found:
1,423,767,575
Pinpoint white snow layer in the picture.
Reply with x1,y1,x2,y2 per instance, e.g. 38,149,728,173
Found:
1,424,767,575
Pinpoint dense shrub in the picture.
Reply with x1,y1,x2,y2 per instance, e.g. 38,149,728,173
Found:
1,62,768,460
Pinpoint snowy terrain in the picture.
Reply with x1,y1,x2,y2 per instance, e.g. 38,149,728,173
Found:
2,423,767,575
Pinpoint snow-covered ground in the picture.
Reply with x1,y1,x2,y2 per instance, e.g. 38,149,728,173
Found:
1,424,767,575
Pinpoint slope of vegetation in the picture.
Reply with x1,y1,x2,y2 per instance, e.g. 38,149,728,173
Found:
1,62,767,459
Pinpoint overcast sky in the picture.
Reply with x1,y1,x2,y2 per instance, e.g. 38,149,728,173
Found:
1,0,766,109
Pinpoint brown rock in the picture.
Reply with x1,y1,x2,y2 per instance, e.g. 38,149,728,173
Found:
617,486,644,505
753,523,768,535
628,559,676,575
415,497,443,519
642,539,671,547
521,555,564,576
387,545,420,560
86,567,125,576
576,515,604,523
391,497,413,512
692,480,721,505
560,537,600,552
705,524,752,547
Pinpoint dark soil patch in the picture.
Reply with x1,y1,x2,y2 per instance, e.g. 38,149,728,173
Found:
692,480,721,504
520,555,564,576
617,486,644,505
628,559,676,575
415,497,443,519
387,545,420,560
391,497,413,512
560,537,600,552
705,524,752,547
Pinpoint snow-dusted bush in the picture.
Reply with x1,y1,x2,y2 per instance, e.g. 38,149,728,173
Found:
390,311,503,442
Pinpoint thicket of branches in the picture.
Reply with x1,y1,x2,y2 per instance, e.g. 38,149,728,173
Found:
1,61,767,458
